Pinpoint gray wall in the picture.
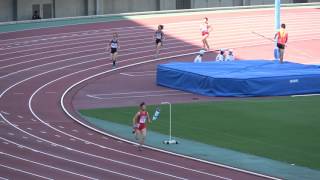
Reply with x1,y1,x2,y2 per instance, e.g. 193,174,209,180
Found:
103,0,158,14
160,0,176,10
17,0,53,20
0,0,319,22
55,0,86,18
0,0,13,22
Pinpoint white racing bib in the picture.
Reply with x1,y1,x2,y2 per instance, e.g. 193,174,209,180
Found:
139,115,147,123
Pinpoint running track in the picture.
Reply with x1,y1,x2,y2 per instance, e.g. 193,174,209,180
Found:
1,7,319,180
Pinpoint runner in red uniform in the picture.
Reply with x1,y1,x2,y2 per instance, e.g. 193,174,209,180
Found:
132,102,151,151
200,17,212,51
274,23,288,63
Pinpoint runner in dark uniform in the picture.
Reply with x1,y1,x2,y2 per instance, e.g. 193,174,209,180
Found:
110,32,119,68
154,25,164,58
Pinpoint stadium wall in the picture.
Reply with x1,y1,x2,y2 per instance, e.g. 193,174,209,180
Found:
0,0,318,22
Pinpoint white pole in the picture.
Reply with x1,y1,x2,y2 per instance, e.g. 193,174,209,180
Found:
161,101,177,144
161,102,171,140
169,102,172,141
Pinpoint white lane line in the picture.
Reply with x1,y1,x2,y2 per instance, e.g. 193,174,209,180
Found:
31,118,37,122
72,129,78,132
27,128,32,130
40,131,47,134
0,111,10,115
22,136,29,139
2,142,9,145
87,133,93,136
120,73,155,77
0,152,98,180
58,126,64,129
0,164,53,180
291,94,320,97
69,138,75,141
36,140,43,143
13,92,24,95
88,90,181,96
7,133,14,136
0,138,144,180
89,92,191,100
54,134,61,138
45,92,57,94
0,176,9,180
102,136,109,140
17,115,23,119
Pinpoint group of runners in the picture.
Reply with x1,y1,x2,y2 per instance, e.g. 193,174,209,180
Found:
108,25,165,68
109,16,288,68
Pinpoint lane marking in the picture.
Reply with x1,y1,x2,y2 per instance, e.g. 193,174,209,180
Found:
72,129,78,132
40,131,47,134
8,133,14,136
22,136,29,139
54,135,61,138
2,142,9,145
27,128,32,130
0,138,148,180
0,176,9,180
0,111,10,115
58,126,64,129
88,89,182,96
17,115,23,119
13,92,24,95
0,152,98,180
31,118,37,122
45,92,57,94
88,92,191,100
0,164,53,180
36,140,43,143
69,138,76,141
120,72,155,77
87,133,93,136
291,94,320,97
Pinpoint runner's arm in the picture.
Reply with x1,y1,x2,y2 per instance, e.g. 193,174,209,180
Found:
147,112,151,123
132,112,138,127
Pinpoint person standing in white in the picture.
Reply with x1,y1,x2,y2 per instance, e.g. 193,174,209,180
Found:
194,50,205,63
215,50,225,61
225,49,235,61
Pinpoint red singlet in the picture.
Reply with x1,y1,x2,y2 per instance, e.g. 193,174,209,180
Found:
136,111,148,130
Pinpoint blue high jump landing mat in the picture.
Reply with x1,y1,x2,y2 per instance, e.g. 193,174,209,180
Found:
156,60,320,97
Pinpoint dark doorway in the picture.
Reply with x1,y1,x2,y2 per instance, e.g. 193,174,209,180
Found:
176,0,191,9
43,4,53,19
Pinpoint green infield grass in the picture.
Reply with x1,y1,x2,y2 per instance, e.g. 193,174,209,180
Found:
79,96,320,170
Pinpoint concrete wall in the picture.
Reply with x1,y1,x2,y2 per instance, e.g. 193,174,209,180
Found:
192,0,247,8
160,0,176,10
103,0,158,14
17,0,53,20
1,0,319,22
87,0,96,15
0,0,13,22
55,0,86,18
